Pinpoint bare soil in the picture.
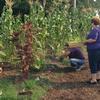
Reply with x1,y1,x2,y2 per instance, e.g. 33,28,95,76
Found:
39,51,100,100
40,65,100,100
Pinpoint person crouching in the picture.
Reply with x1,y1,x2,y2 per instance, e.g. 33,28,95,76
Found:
60,43,85,71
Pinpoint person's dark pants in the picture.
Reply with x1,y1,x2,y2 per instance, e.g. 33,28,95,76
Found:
88,49,100,74
70,58,84,69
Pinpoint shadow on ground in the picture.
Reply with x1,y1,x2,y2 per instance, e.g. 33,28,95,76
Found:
38,77,100,90
30,64,76,74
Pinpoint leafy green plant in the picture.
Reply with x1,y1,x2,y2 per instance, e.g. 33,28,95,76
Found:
0,2,94,70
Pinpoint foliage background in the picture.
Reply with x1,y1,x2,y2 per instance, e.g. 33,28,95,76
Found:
0,0,98,68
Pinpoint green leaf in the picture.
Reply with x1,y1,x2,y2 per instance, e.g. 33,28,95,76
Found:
0,51,6,56
0,43,3,48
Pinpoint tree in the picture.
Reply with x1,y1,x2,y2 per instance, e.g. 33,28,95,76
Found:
12,0,30,22
0,0,5,16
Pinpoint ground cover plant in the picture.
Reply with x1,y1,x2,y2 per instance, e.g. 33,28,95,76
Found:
0,75,47,100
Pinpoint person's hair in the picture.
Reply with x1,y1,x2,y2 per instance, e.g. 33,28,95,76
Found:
91,17,100,25
64,43,69,47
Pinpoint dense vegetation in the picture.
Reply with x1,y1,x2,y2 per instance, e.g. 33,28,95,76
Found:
0,0,97,70
0,0,99,99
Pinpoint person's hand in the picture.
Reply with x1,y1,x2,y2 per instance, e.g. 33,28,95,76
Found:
82,39,96,45
62,50,65,54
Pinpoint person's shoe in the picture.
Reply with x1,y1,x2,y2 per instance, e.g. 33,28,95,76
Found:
87,80,97,84
87,79,97,84
76,65,84,71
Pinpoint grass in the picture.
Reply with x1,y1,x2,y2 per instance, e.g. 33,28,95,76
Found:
0,76,48,100
0,78,17,100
